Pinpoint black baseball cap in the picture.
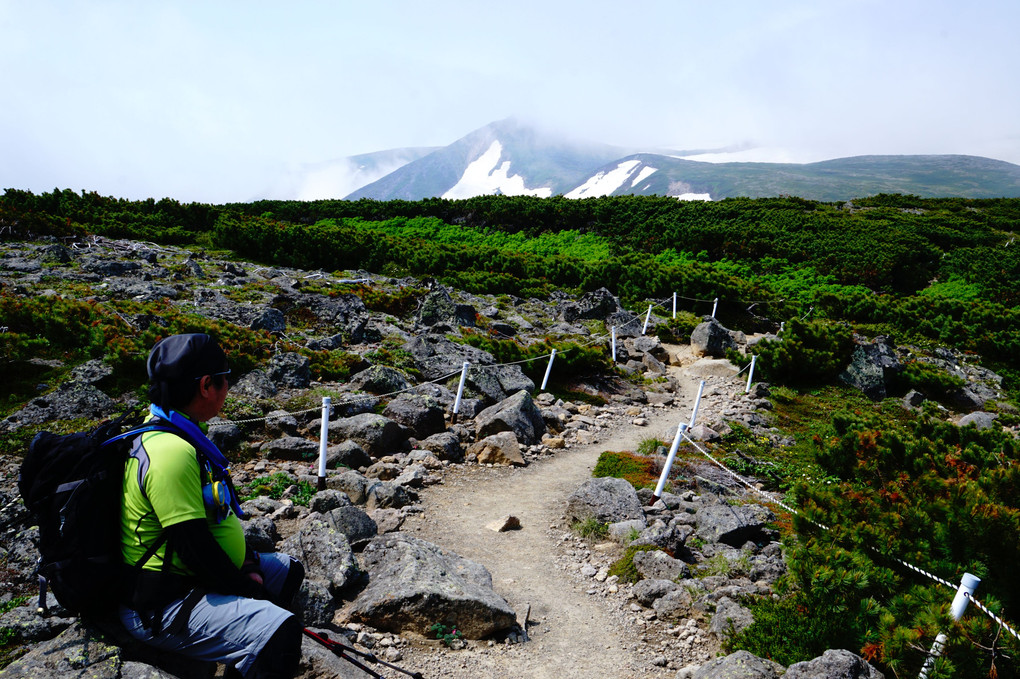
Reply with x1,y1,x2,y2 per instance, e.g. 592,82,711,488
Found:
147,333,228,382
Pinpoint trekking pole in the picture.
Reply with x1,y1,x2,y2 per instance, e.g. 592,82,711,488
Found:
303,628,425,679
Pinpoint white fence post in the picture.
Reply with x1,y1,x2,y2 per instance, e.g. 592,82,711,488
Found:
642,304,653,335
711,297,719,319
317,396,331,491
451,361,470,423
540,349,557,391
611,326,617,363
673,292,677,319
745,355,758,393
689,379,706,428
651,421,686,503
918,573,981,679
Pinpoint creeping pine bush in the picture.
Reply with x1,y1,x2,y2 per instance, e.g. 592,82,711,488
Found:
746,318,854,385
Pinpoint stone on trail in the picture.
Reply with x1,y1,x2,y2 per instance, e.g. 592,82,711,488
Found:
474,390,547,445
466,431,526,466
565,477,644,524
346,533,517,639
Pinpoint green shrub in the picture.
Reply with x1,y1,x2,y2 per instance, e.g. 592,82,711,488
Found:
242,473,316,506
571,517,609,541
748,319,854,386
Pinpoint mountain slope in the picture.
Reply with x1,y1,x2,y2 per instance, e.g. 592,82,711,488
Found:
341,119,1020,201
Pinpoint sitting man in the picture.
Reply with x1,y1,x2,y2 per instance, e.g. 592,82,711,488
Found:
119,333,304,679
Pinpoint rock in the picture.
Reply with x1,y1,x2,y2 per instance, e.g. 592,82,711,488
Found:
687,357,741,379
260,436,318,461
268,352,312,389
632,578,680,606
948,385,989,412
420,431,464,462
688,423,721,442
329,413,409,457
366,481,415,509
242,515,281,552
958,411,998,429
40,244,73,264
486,515,521,532
231,369,279,399
364,461,402,481
695,503,775,547
2,382,116,431
348,533,517,638
838,337,901,401
633,549,691,581
0,600,75,644
608,518,648,543
466,431,526,466
709,597,755,638
279,516,359,623
327,470,377,505
350,365,413,395
323,504,379,548
251,307,287,333
383,395,446,438
314,293,370,343
690,650,784,679
565,477,644,524
475,390,547,445
326,440,373,470
69,359,113,386
784,649,885,678
561,287,620,323
416,287,476,328
651,587,694,620
308,489,352,514
690,318,738,358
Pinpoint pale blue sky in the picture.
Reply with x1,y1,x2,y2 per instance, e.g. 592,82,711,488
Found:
2,0,1018,203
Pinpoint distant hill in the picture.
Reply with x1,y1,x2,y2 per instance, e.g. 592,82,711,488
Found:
341,119,1020,201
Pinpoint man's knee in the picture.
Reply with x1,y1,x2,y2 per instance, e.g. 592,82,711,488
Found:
250,615,301,679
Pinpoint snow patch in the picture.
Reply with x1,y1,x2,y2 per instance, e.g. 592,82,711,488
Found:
675,193,712,201
565,160,643,199
443,141,552,199
631,166,657,187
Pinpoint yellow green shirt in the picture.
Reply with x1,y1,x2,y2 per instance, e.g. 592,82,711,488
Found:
120,420,245,575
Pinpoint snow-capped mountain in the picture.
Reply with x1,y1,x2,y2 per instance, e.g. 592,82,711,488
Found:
340,119,1020,202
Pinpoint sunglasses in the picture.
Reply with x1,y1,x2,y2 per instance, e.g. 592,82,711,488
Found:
195,369,232,381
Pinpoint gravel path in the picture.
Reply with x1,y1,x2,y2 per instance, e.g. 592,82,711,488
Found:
394,367,716,679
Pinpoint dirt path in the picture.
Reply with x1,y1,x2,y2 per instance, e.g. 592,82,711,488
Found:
401,368,704,678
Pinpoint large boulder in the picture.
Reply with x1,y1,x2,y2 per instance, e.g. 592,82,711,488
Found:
565,477,644,524
633,548,691,581
279,516,359,625
383,395,447,438
474,390,546,445
267,351,312,389
1,382,116,431
349,365,413,395
784,649,885,678
561,287,620,323
838,337,901,401
690,318,738,358
416,287,476,328
691,650,784,679
695,503,775,547
709,597,755,638
323,504,378,548
313,293,370,343
328,413,409,457
466,431,526,466
347,533,517,638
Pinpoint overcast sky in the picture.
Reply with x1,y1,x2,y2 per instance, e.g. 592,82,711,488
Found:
2,0,1018,203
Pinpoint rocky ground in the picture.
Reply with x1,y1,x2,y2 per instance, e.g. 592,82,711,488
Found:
3,235,992,678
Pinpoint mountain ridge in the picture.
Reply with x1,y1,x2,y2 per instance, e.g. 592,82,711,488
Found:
339,119,1020,201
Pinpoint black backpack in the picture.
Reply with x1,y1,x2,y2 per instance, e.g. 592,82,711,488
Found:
18,411,179,618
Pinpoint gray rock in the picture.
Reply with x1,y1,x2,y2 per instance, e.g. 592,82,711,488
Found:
329,413,409,457
690,650,784,679
633,549,691,581
607,518,648,543
314,293,370,343
40,244,73,264
324,504,378,547
784,649,885,678
231,369,279,399
309,489,352,514
366,481,415,510
466,431,526,466
349,533,516,638
958,411,998,429
632,578,680,606
327,470,378,505
242,515,281,552
267,351,311,388
364,461,402,480
350,365,412,395
383,395,446,438
251,307,287,334
561,287,620,322
565,477,644,524
651,587,694,620
2,381,116,431
279,516,359,620
838,337,901,401
206,418,242,452
326,440,373,470
690,318,738,358
420,431,464,462
709,597,755,638
69,359,113,386
0,601,75,644
695,503,775,547
260,436,318,461
416,287,476,328
79,256,141,277
475,390,547,445
394,463,429,488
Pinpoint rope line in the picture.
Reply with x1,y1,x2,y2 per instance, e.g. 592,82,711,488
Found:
965,594,1020,643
